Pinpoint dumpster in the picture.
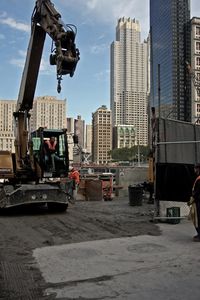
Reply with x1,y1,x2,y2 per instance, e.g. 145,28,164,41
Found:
128,185,143,206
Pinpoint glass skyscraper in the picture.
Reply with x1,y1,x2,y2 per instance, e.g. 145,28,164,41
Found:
150,0,191,121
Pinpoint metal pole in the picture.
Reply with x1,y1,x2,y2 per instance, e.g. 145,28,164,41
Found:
137,138,141,167
158,64,161,118
157,140,200,145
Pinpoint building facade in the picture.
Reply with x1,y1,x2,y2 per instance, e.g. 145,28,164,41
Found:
92,106,112,164
0,96,67,152
190,17,200,124
113,125,136,149
0,100,16,152
74,115,85,149
150,0,191,121
66,117,75,162
66,117,74,134
30,96,67,131
110,17,149,146
66,116,87,163
85,124,92,154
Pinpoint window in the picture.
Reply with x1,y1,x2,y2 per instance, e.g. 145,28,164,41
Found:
196,57,200,67
196,42,200,52
196,26,200,36
197,103,200,113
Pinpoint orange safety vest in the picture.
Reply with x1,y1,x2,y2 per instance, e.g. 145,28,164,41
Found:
69,170,80,184
45,140,57,151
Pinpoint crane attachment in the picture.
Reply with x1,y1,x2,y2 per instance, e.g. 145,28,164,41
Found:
32,0,80,93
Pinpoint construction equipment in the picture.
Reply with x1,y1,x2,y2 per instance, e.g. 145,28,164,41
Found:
0,0,80,211
99,173,114,201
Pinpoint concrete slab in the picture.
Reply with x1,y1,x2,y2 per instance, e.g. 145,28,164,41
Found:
33,220,200,299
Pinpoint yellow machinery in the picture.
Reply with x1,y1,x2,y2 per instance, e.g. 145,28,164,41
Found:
0,0,80,210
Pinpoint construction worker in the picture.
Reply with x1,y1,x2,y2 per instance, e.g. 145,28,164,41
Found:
188,163,200,242
69,167,80,200
44,136,60,171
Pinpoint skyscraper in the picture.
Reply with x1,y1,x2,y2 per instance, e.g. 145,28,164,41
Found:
110,17,149,146
92,105,112,164
150,0,191,121
66,117,74,134
74,115,85,149
85,124,92,154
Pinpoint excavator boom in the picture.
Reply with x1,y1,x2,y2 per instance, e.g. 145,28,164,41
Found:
17,24,46,112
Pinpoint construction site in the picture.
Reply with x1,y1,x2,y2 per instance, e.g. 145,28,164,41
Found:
2,110,200,298
0,185,199,300
1,0,200,299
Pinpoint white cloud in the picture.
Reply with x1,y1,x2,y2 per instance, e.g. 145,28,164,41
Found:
40,58,54,74
97,34,106,40
94,69,110,81
90,43,108,54
9,49,53,75
60,0,149,37
0,17,30,32
9,50,26,68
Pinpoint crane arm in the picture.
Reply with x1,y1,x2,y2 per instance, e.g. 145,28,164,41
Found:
17,0,80,113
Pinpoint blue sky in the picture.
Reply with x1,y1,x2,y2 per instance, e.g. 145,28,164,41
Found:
0,0,200,124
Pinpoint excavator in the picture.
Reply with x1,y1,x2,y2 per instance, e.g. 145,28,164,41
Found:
0,0,80,211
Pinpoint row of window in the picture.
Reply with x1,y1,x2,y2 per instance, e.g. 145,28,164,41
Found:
0,133,14,137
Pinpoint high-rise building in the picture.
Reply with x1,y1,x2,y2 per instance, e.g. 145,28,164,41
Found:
74,115,85,149
150,0,191,121
110,17,149,146
190,17,200,123
30,96,67,130
92,105,112,164
66,117,74,134
85,124,92,154
66,118,74,162
0,100,16,152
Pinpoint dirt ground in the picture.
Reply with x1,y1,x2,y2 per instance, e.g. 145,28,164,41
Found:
0,196,160,300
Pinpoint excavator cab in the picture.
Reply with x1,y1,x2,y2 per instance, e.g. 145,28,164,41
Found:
31,128,69,177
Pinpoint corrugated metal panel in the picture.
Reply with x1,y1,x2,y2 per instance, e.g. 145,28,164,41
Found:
157,118,200,164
